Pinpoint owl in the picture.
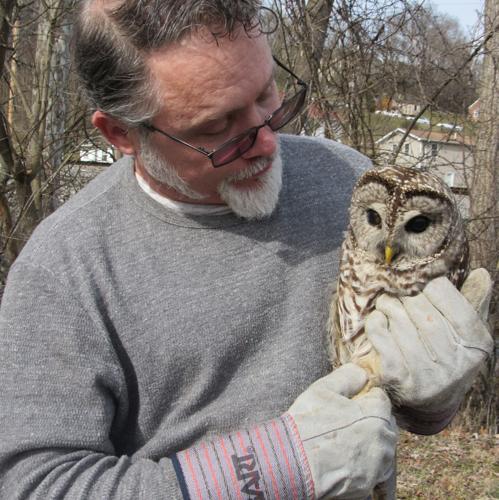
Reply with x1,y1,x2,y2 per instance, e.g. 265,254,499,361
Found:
328,164,469,390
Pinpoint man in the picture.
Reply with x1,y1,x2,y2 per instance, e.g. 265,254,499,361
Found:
0,1,492,499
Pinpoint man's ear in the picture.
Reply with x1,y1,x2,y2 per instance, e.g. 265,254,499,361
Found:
91,111,138,156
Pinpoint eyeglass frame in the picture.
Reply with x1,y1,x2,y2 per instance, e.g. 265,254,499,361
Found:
141,56,308,168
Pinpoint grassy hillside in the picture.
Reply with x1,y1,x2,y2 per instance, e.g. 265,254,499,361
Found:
369,110,473,143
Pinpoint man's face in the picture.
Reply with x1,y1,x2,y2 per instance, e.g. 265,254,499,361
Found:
135,28,283,218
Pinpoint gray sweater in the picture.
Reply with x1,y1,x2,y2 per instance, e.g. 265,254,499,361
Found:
0,134,370,499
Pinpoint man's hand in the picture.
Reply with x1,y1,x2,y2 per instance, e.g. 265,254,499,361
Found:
288,363,398,499
365,268,493,434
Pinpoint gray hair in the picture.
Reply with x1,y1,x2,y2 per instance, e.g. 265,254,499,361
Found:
73,0,263,127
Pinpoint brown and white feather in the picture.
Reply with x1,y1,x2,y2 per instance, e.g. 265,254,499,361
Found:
328,165,469,388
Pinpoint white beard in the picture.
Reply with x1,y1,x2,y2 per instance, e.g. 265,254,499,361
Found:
217,150,282,220
139,136,208,201
138,136,282,220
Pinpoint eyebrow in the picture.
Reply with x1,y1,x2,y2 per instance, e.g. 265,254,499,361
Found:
187,67,277,133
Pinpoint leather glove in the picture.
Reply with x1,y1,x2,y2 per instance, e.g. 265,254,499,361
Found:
288,363,398,499
365,268,493,434
171,363,397,500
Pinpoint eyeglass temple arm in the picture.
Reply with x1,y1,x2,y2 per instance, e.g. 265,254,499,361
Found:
272,56,308,87
141,123,214,156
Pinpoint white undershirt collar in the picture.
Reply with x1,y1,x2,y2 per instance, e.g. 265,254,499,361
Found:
135,172,232,216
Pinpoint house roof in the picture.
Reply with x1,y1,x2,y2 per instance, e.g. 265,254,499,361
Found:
468,98,480,110
377,128,474,146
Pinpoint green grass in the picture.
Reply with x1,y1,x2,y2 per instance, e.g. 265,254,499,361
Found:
369,109,475,140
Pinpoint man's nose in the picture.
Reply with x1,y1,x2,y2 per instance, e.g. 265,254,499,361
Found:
241,123,278,160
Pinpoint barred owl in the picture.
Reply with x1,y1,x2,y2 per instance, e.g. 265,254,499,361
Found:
328,165,469,390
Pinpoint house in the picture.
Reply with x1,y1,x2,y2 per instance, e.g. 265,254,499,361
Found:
468,99,480,122
375,96,423,117
436,122,463,132
79,143,115,164
398,102,423,117
376,128,475,215
375,96,399,112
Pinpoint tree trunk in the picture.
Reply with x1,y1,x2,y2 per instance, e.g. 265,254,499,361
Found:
281,0,334,134
465,0,498,433
468,0,498,274
47,6,72,211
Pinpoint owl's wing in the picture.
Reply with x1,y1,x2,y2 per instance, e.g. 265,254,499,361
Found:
327,290,340,367
448,236,470,290
327,288,358,369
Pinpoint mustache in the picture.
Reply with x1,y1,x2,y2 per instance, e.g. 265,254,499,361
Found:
225,154,276,183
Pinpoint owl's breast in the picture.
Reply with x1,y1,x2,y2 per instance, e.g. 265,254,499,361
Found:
337,252,384,341
337,246,443,341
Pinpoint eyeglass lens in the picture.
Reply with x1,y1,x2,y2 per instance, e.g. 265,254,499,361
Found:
211,88,306,167
212,131,258,166
270,89,306,130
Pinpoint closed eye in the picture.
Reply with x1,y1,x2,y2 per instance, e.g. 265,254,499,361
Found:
405,215,431,233
198,121,230,137
257,88,275,105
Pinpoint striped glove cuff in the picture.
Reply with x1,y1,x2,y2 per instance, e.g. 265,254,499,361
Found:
171,413,315,499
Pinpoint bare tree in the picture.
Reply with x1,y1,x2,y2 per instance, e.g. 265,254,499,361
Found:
469,0,498,276
464,0,498,433
269,0,497,431
0,0,86,276
0,0,18,265
270,0,334,135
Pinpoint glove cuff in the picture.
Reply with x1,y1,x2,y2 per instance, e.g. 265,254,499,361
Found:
394,401,460,435
171,413,315,499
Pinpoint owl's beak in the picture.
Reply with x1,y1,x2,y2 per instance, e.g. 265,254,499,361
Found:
385,245,394,265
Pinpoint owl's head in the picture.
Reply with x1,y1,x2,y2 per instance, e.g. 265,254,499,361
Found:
348,165,462,266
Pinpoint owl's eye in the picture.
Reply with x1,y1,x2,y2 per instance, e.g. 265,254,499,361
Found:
366,209,381,227
405,215,431,233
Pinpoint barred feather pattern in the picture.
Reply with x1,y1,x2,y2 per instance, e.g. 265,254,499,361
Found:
328,165,469,385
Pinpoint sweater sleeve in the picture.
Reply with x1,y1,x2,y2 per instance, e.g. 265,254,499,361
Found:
0,261,183,499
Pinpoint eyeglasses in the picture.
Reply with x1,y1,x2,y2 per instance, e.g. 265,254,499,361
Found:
142,57,308,168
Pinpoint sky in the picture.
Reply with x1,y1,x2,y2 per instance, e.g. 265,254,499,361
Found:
426,0,484,33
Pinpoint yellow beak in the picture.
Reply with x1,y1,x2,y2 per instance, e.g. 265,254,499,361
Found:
385,245,394,265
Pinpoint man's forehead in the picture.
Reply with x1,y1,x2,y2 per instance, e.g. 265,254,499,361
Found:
145,31,273,129
146,27,271,80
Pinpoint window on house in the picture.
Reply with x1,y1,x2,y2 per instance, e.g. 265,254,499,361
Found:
431,143,438,157
444,172,455,187
404,143,409,155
